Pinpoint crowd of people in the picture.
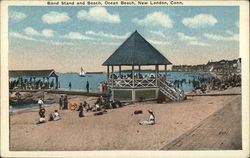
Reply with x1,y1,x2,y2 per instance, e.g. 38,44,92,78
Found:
169,73,241,93
210,74,241,90
9,78,56,90
35,95,127,125
35,94,155,126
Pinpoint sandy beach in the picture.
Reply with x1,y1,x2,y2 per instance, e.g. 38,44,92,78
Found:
9,87,241,151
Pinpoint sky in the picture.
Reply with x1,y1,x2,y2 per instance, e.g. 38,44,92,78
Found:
8,6,239,72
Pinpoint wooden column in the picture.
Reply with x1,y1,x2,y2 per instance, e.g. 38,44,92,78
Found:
119,65,121,76
138,65,141,76
155,65,159,87
111,66,114,88
107,66,110,82
132,65,135,88
165,65,167,82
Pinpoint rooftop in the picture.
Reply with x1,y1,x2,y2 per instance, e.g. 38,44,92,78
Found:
103,30,172,66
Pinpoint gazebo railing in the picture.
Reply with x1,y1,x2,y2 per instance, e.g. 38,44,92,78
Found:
108,78,157,88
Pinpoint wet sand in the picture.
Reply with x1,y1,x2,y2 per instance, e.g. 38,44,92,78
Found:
9,87,241,150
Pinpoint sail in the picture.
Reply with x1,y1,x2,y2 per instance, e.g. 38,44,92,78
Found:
80,67,85,76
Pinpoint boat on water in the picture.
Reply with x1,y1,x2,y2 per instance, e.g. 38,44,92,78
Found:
79,67,86,77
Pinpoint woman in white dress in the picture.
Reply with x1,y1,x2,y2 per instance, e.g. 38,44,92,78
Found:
139,110,155,125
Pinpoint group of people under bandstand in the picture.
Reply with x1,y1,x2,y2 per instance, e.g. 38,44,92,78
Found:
109,73,166,80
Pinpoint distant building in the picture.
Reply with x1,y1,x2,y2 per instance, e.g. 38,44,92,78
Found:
172,58,241,76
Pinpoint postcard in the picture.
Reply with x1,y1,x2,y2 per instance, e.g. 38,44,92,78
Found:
1,0,249,157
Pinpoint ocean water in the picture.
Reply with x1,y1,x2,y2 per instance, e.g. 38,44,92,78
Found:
57,71,211,92
10,100,56,112
10,71,211,111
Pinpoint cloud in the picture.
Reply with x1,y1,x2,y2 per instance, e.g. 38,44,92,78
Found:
42,29,54,37
41,40,74,46
10,31,74,46
188,41,209,46
24,27,40,36
177,32,208,46
177,32,197,41
182,14,217,28
132,11,173,28
24,27,54,38
100,42,121,46
77,7,120,23
203,33,239,41
9,11,27,22
149,31,168,39
9,32,36,41
42,11,70,24
147,39,171,45
86,31,130,39
64,32,94,40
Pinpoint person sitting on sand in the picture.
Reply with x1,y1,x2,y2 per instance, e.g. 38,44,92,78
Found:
82,101,87,108
139,110,155,125
79,105,84,117
49,110,60,121
85,101,92,112
77,103,83,111
93,104,101,111
36,107,46,124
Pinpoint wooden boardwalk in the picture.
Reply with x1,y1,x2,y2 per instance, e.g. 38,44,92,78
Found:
10,89,107,97
161,95,241,150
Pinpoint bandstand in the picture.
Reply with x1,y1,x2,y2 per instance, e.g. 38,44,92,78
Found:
103,31,184,102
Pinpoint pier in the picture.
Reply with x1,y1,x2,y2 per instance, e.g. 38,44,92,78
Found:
10,89,107,97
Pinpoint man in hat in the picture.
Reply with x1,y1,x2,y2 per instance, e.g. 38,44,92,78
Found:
139,110,155,125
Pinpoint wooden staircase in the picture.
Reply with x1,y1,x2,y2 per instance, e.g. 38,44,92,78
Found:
158,79,185,101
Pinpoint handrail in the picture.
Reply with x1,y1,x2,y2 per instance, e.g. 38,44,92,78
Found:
158,79,184,101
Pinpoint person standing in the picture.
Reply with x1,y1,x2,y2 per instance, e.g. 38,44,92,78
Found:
59,95,63,110
86,81,89,93
38,98,44,109
69,82,72,90
63,96,68,110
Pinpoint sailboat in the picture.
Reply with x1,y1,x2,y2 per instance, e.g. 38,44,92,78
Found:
79,67,86,77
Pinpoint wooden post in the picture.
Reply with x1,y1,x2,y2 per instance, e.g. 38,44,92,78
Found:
165,65,167,82
119,65,121,77
138,65,141,76
111,66,114,88
155,65,159,87
132,65,135,88
107,66,110,83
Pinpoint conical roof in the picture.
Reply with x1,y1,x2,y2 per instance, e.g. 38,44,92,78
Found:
102,30,172,66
